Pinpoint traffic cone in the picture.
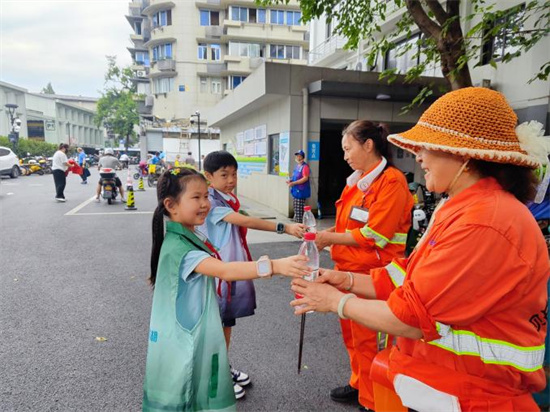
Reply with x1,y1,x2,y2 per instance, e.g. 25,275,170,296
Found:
125,170,137,210
137,176,145,191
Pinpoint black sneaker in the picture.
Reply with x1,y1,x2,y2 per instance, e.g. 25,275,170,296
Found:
330,384,359,403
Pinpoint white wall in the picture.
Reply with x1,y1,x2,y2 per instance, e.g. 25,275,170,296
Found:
162,137,220,163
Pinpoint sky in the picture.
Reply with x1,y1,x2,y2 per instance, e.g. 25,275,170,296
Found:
0,0,133,97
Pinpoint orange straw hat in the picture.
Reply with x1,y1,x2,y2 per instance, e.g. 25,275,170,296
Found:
387,87,542,169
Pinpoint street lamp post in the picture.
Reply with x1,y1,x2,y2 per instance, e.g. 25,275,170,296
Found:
191,110,201,171
4,103,20,153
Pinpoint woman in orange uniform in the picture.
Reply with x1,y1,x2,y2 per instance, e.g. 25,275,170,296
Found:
314,120,414,411
292,88,549,411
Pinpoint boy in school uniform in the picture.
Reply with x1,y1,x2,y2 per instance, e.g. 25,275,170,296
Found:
200,151,305,399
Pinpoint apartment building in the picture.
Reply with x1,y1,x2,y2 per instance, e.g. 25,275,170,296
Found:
125,0,309,158
308,1,550,129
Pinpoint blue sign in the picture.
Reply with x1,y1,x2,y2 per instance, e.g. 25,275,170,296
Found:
308,141,320,161
179,85,186,92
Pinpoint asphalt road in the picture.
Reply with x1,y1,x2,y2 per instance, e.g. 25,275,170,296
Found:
0,169,357,412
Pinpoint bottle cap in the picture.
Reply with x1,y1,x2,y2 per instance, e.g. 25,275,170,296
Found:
304,206,312,211
304,232,316,241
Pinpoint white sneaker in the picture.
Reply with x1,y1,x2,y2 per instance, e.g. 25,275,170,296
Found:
233,383,245,400
231,367,250,386
55,197,66,202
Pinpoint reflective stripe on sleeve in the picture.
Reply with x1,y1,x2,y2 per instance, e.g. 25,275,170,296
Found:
385,261,406,287
430,322,545,372
359,226,407,248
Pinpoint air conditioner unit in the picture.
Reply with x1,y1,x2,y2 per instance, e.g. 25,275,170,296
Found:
136,70,147,78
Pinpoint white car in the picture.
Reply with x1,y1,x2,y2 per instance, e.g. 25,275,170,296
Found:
0,146,21,178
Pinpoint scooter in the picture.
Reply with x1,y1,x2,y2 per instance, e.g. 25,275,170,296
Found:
99,168,118,204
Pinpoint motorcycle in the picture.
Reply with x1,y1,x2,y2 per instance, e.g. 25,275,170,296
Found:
133,161,149,181
37,157,52,174
99,168,118,204
20,159,44,176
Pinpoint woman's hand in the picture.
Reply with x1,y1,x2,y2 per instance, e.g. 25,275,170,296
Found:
290,278,344,315
318,268,350,291
315,230,332,250
272,255,310,277
285,223,306,238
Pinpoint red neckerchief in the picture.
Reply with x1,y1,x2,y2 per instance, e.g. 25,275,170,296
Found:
225,193,253,262
202,238,232,303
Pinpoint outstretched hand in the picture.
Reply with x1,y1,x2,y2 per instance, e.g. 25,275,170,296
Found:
286,223,306,239
318,268,350,291
290,278,344,315
314,230,332,250
273,255,310,278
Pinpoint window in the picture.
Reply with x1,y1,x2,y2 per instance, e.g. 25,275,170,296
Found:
270,44,285,59
199,77,208,93
232,6,248,22
198,43,208,60
271,10,285,25
230,76,247,89
211,44,221,61
211,79,222,94
326,21,332,39
134,22,142,35
153,9,172,27
229,42,262,58
135,51,150,66
269,134,280,175
480,4,525,65
286,11,301,25
152,43,173,61
258,9,266,23
249,8,257,23
384,34,421,74
153,77,174,94
286,45,300,59
200,10,219,26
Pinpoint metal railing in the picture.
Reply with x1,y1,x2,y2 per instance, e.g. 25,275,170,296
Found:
308,35,347,66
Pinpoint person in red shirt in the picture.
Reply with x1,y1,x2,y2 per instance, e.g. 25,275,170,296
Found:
291,87,550,411
314,120,413,411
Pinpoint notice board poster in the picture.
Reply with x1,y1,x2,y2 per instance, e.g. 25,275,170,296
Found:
278,132,290,176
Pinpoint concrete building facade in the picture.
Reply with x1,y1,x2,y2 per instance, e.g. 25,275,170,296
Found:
308,0,550,129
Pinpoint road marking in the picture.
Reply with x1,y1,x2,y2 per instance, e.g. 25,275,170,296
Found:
6,192,14,195
65,196,97,216
68,211,153,216
29,184,44,187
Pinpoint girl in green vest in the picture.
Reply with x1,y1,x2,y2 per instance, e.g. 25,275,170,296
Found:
143,168,309,412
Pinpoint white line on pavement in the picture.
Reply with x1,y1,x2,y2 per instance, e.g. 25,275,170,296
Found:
65,196,97,216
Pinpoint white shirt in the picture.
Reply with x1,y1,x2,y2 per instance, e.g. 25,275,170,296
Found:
52,150,68,171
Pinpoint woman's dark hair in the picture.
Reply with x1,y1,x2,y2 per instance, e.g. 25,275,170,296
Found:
471,160,538,204
58,143,69,150
342,120,392,164
203,150,238,174
149,168,207,286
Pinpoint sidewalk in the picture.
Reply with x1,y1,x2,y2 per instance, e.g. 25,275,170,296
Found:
238,194,335,245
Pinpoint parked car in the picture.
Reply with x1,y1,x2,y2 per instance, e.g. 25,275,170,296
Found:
0,146,21,178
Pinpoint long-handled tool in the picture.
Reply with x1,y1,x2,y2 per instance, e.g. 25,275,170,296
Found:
297,313,306,374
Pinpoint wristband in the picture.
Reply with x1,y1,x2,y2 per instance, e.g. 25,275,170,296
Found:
337,293,356,320
345,271,354,291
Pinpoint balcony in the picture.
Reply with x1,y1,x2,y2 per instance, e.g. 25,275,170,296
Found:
130,33,144,42
205,26,223,38
195,0,222,9
142,1,175,16
206,62,226,75
222,22,308,47
128,2,143,17
157,59,176,71
308,35,349,67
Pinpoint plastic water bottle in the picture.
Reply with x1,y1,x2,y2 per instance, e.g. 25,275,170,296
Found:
296,232,319,311
303,206,317,233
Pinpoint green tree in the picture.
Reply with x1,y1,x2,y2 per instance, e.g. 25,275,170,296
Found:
41,82,56,94
95,56,139,151
259,0,550,106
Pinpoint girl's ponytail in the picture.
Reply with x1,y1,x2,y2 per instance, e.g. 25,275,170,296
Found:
149,204,165,286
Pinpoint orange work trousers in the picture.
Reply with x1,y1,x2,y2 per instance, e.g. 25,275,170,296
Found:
340,318,378,410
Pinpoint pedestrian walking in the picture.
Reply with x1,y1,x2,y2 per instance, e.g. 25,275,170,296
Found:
184,152,196,167
292,87,550,411
287,150,311,223
199,151,305,399
313,121,413,411
77,147,89,184
142,168,309,411
52,143,70,202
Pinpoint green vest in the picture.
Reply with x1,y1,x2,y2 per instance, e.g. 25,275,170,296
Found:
143,222,236,412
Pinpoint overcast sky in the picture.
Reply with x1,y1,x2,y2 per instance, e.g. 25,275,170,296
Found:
0,0,133,97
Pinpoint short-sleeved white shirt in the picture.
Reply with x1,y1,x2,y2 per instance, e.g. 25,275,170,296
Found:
52,150,68,171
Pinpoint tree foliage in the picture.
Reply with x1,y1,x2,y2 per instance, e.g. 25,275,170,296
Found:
259,0,550,107
0,136,58,158
95,56,139,150
41,82,56,94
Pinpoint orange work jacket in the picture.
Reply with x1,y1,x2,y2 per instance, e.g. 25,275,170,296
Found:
332,165,413,272
371,177,549,409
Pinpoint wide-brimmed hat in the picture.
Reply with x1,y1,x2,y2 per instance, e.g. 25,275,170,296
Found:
387,87,541,169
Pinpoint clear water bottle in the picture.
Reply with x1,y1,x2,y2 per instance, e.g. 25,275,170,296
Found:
296,232,319,311
303,206,317,233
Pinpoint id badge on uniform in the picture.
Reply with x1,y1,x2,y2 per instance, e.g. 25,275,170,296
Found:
349,206,369,223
